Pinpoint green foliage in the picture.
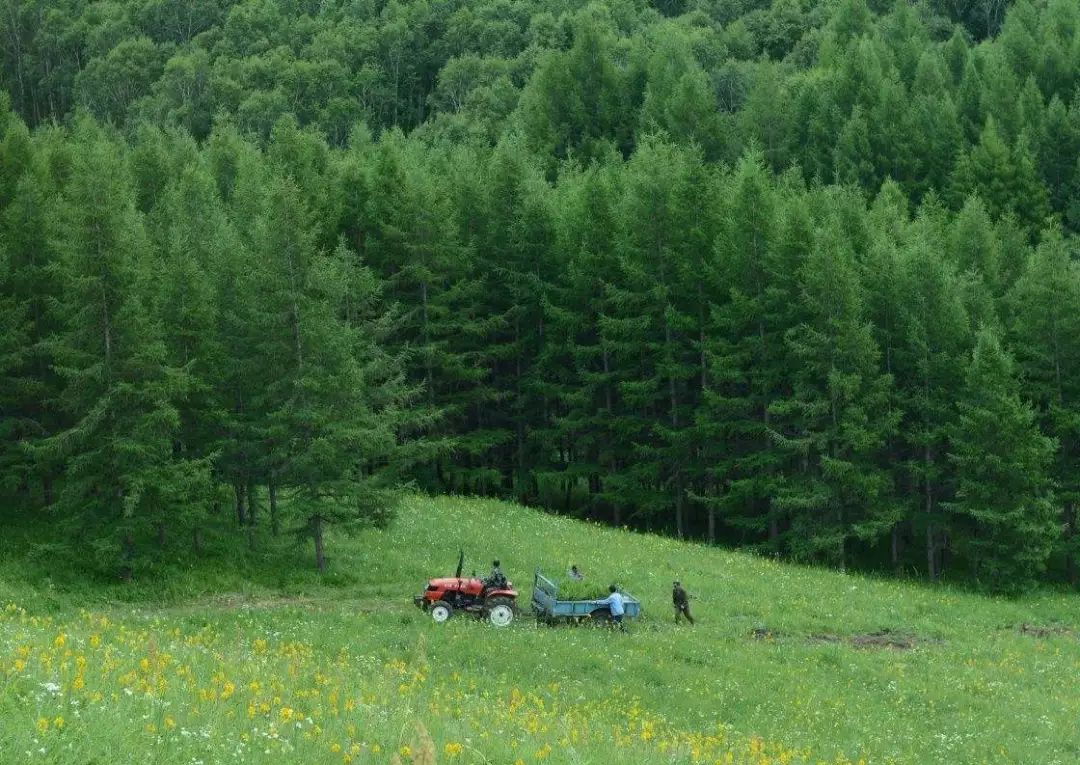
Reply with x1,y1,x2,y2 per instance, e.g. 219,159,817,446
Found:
947,329,1058,593
2,0,1080,593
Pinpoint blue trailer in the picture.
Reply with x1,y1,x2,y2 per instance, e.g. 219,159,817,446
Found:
530,571,642,624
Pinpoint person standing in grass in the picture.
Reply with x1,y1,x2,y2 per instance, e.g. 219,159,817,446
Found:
673,581,694,625
598,584,627,631
568,564,584,581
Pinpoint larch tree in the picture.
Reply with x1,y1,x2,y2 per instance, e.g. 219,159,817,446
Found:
39,118,201,576
1008,224,1080,584
947,328,1057,593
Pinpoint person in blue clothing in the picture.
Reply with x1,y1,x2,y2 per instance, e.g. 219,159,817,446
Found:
598,584,627,631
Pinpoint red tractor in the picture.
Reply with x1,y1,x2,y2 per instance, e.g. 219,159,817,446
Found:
413,552,518,627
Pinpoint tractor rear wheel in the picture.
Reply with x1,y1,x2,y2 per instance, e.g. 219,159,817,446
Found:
486,596,515,627
430,601,453,623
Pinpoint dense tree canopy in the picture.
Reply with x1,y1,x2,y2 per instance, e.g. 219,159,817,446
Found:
3,0,1080,590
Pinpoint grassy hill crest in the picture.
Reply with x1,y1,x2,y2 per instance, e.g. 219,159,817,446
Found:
1,495,1078,764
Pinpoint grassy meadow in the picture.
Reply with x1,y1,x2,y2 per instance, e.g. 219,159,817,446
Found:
2,495,1079,764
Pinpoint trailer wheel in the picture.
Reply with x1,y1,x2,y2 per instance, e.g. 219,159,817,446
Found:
430,601,453,623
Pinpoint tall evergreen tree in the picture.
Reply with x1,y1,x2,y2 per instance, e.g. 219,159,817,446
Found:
538,163,629,521
701,153,801,549
947,328,1057,592
1008,224,1080,583
243,172,415,570
0,122,63,506
38,118,201,574
893,209,972,579
365,137,494,493
951,118,1051,232
610,135,713,536
771,213,898,568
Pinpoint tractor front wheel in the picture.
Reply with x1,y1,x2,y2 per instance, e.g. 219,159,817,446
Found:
430,601,453,623
486,597,515,627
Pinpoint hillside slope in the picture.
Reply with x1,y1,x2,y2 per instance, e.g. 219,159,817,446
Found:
2,495,1079,764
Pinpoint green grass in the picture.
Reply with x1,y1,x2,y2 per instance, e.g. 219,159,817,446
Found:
2,495,1079,764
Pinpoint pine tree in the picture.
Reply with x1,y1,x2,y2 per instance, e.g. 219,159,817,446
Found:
518,19,630,164
610,135,713,536
701,152,800,550
639,29,722,159
365,137,494,493
149,155,237,550
0,121,63,506
771,213,898,568
1008,224,1080,584
951,118,1051,232
1037,96,1080,215
478,137,556,500
834,106,876,189
947,196,1005,327
947,328,1057,593
38,118,201,576
892,209,972,579
537,163,628,521
243,172,415,570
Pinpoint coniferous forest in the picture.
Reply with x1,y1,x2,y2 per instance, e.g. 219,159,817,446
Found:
3,0,1080,593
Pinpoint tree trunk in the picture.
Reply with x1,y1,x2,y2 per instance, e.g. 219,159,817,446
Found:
515,317,526,501
119,533,135,582
707,505,716,544
247,481,258,549
1066,502,1077,586
837,507,846,573
235,482,247,526
926,524,937,581
269,478,280,537
312,514,326,573
602,348,612,412
891,524,902,575
925,444,936,581
675,488,685,539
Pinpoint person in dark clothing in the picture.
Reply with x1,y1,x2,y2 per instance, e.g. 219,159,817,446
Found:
485,560,507,589
672,581,694,625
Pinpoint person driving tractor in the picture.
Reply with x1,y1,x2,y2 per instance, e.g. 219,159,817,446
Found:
485,560,507,590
